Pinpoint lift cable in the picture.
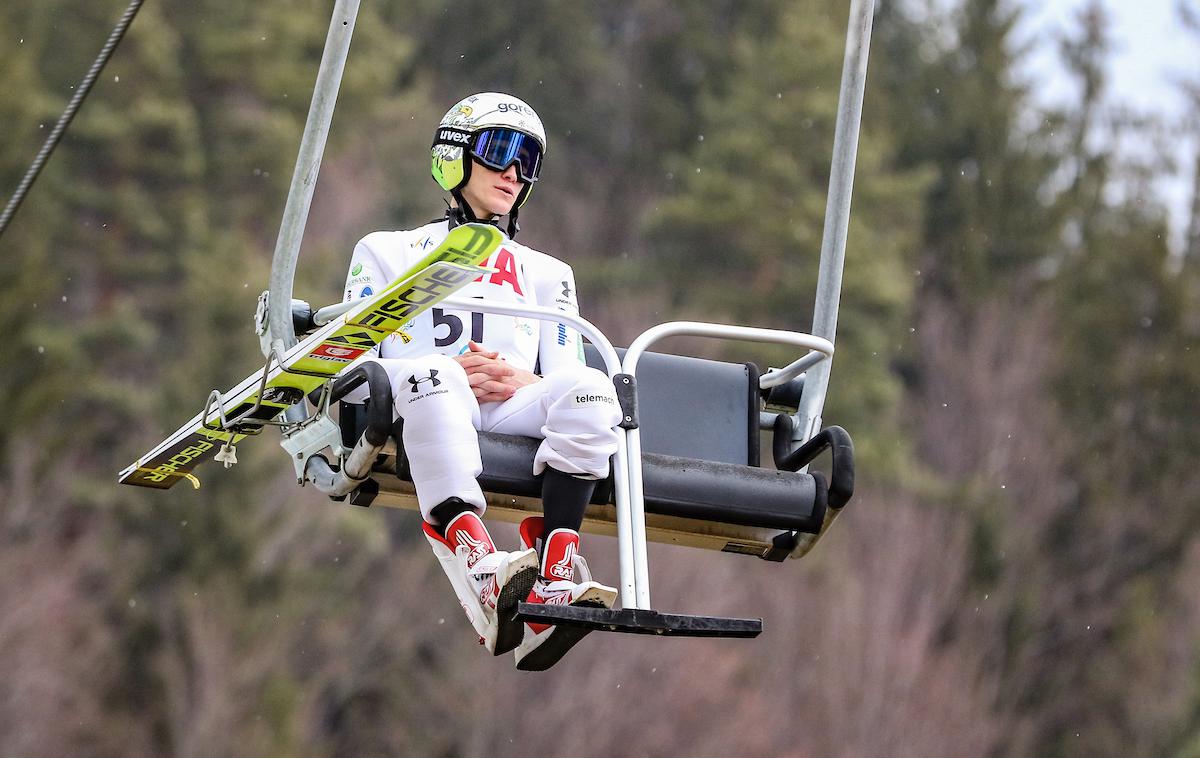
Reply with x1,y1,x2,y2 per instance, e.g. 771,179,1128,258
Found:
0,0,145,239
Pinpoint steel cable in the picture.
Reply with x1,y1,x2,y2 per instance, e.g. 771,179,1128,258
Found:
0,0,145,238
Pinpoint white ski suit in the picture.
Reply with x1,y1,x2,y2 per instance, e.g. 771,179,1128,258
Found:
342,219,620,519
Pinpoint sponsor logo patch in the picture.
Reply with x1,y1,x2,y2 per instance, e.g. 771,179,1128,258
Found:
351,263,363,276
570,392,616,407
455,528,491,570
497,101,535,117
407,371,442,393
313,343,368,362
480,580,498,609
548,541,576,580
438,128,474,146
555,281,575,308
142,438,216,483
360,286,373,297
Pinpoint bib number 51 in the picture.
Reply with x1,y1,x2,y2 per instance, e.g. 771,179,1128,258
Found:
432,308,485,347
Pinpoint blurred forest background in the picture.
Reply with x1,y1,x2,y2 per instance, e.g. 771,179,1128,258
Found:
2,0,1198,755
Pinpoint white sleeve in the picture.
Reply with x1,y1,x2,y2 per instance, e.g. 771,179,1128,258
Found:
535,259,587,375
339,235,388,403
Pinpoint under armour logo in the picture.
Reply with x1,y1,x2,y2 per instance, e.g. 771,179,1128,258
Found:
407,370,441,393
561,281,573,300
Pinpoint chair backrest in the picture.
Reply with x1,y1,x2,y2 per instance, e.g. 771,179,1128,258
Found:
583,345,760,467
339,346,763,468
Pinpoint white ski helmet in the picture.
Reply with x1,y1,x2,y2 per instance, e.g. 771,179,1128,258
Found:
431,92,547,212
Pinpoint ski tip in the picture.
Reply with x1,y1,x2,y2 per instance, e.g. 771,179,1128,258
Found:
118,465,193,490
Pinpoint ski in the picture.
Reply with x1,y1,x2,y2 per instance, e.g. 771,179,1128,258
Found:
119,223,504,490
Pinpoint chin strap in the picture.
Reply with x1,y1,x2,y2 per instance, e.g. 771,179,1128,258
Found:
444,194,521,240
443,196,472,229
449,190,479,224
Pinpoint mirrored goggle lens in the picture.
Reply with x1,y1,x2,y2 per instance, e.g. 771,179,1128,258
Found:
472,128,542,183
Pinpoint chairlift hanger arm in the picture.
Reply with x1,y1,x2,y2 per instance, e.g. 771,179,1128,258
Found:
794,0,876,441
263,0,361,357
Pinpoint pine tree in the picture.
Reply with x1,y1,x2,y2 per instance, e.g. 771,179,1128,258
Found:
643,0,926,468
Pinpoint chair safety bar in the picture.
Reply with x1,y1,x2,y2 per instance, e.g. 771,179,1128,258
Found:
622,322,833,608
440,296,647,606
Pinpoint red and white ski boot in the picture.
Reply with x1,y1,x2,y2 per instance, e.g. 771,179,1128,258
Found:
513,516,617,671
423,510,538,655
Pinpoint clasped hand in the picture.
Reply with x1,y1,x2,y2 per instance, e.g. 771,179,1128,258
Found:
452,341,540,404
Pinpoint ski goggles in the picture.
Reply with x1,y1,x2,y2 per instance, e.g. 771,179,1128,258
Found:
435,127,543,183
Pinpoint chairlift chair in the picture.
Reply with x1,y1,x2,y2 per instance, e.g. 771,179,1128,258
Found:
279,0,876,645
135,0,877,652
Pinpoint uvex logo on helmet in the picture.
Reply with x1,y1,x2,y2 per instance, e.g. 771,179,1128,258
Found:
438,129,473,146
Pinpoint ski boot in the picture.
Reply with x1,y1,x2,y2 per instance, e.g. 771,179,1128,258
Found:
513,516,617,671
424,510,538,655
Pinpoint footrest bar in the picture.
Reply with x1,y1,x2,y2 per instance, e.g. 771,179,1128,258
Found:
515,604,763,638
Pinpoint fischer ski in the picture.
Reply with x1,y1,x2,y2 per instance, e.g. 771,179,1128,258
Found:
119,223,504,490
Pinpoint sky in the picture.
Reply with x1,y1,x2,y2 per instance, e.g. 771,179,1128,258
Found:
1017,0,1196,253
1021,0,1193,114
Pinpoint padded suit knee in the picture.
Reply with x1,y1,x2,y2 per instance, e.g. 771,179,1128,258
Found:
533,366,621,479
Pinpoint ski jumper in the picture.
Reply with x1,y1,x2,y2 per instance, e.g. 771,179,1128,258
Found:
342,219,621,520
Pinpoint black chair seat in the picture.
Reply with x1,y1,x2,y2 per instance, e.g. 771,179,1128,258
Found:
394,431,827,534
